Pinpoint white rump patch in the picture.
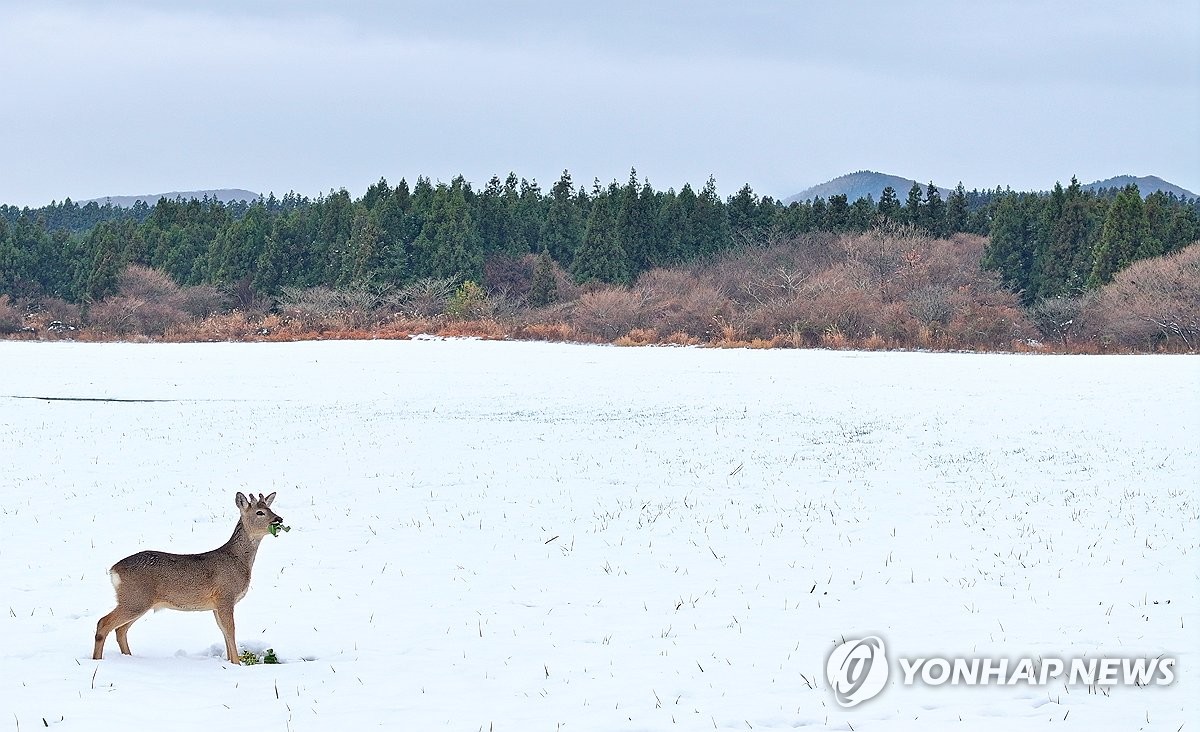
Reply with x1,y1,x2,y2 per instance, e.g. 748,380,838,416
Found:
110,569,121,589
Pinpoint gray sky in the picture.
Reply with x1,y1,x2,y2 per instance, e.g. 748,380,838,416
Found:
1,0,1197,206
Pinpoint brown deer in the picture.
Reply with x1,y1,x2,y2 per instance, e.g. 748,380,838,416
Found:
93,492,284,664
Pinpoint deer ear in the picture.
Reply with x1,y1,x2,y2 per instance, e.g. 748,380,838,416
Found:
235,492,249,509
263,492,277,507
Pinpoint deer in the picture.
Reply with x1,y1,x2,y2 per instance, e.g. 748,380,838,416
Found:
93,491,285,664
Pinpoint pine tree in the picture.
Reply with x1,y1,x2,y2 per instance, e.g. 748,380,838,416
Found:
529,249,558,307
75,222,125,302
904,183,925,227
416,181,484,282
849,197,875,231
655,189,688,265
727,184,758,235
982,193,1038,302
542,170,584,267
361,177,390,210
1163,205,1199,254
946,183,969,233
690,176,731,255
206,203,268,285
1141,191,1170,258
477,175,510,255
339,208,385,286
923,183,946,236
0,217,20,296
513,178,545,256
1035,177,1095,298
572,189,629,284
826,194,850,231
316,190,354,285
673,184,699,257
616,170,656,274
810,197,828,230
1089,184,1149,286
877,186,901,223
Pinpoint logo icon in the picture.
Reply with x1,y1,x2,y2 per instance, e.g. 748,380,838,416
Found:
827,636,890,707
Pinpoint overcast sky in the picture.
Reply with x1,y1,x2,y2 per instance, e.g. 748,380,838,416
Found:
1,0,1197,206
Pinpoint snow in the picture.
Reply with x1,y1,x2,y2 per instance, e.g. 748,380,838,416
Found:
0,340,1196,730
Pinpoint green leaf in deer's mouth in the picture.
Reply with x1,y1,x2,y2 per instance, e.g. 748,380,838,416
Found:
268,522,291,537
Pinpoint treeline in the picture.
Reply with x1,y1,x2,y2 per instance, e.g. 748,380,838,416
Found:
1,171,1196,310
982,178,1199,304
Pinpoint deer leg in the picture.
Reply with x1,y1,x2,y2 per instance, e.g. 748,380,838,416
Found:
114,617,142,655
214,605,239,664
94,605,149,660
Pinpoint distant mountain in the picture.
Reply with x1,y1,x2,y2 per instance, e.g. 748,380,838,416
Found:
784,171,1196,205
784,171,951,205
1081,175,1195,199
81,188,261,208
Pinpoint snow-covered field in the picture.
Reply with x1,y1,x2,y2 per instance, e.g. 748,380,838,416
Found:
1,340,1196,731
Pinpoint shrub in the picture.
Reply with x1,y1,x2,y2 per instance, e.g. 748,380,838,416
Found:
483,255,534,304
36,297,83,329
1080,243,1200,350
177,284,231,319
569,288,648,340
447,280,492,319
0,295,23,334
906,285,960,327
84,266,228,337
516,320,578,342
1029,295,1088,344
278,285,388,330
278,286,341,329
392,277,457,318
117,265,180,303
633,269,730,339
87,297,189,336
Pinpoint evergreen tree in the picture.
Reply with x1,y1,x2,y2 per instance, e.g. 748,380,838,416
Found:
1141,191,1170,258
1035,177,1095,298
810,197,828,230
946,183,969,233
826,194,850,232
616,170,656,274
314,190,354,285
542,170,584,266
206,203,268,285
655,189,689,265
513,178,545,256
254,209,317,292
1089,184,1148,286
849,196,875,230
361,177,390,210
982,193,1038,302
528,249,558,307
690,176,731,255
923,183,946,236
476,175,509,255
371,187,409,283
755,195,780,229
0,217,19,296
572,189,628,284
1163,205,1199,254
75,221,126,302
877,186,901,223
904,183,925,226
414,181,484,282
340,208,386,286
727,184,758,235
12,214,68,297
498,173,524,255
